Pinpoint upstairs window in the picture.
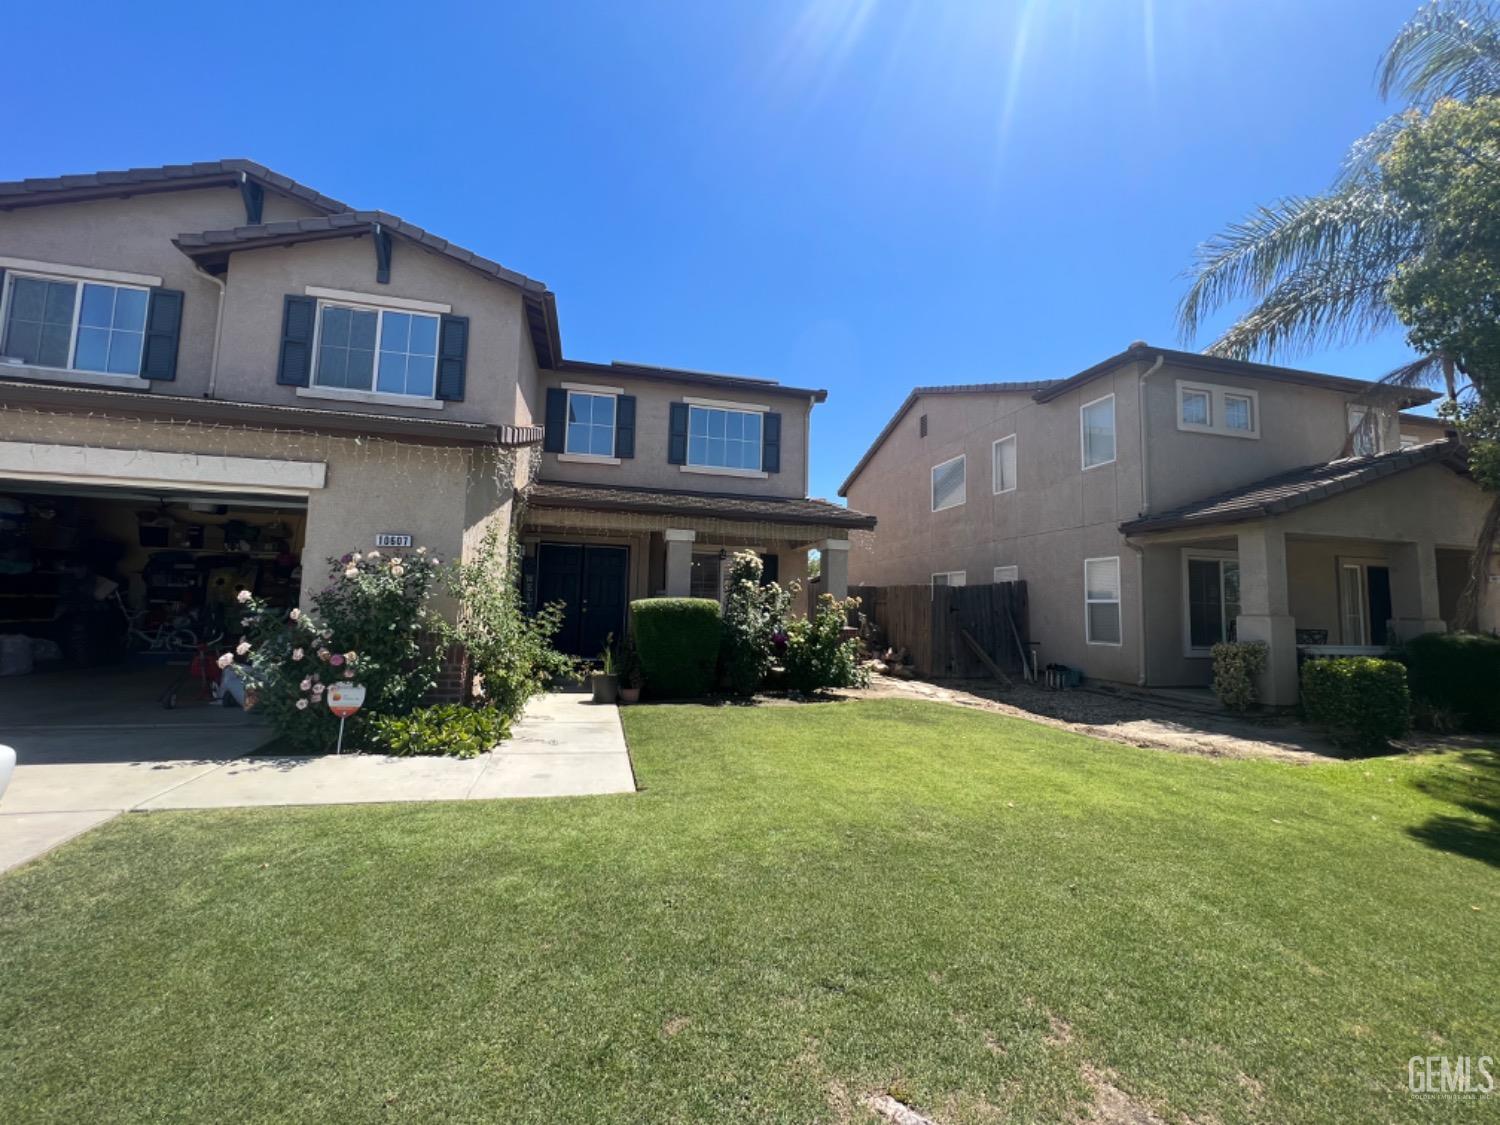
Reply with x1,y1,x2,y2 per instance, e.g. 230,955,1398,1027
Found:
1348,405,1384,456
1177,381,1259,438
688,405,762,471
1,274,148,375
1081,394,1116,468
566,391,617,456
931,454,966,512
313,302,438,398
992,435,1017,494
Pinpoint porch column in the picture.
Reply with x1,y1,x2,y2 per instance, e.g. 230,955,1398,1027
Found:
1389,540,1447,639
1234,525,1298,706
664,528,695,597
820,538,850,600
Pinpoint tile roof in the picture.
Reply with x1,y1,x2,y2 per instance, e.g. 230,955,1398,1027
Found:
0,159,354,215
527,480,877,529
555,359,826,402
1119,439,1464,535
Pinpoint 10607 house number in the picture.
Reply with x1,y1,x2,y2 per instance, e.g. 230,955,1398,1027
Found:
374,533,413,548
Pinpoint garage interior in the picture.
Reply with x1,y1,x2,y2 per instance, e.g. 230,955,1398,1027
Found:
1,481,306,713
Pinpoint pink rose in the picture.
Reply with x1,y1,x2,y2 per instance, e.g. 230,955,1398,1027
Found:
330,653,344,667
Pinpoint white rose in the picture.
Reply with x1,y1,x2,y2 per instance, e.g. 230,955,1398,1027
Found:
289,608,301,622
236,589,252,604
235,641,251,656
344,567,359,578
299,677,312,691
291,648,304,661
217,653,234,669
295,698,308,711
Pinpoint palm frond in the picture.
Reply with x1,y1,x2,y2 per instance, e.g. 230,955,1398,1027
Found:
1379,352,1452,394
1178,186,1417,348
1336,112,1418,187
1379,0,1500,107
1203,263,1400,362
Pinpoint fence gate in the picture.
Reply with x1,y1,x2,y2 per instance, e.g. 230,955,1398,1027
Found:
850,581,1029,679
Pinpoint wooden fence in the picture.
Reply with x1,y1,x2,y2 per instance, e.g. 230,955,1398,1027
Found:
849,581,1030,679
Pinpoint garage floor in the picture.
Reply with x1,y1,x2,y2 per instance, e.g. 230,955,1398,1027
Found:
1,677,634,872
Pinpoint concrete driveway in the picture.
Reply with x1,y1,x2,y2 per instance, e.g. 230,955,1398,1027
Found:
1,682,634,873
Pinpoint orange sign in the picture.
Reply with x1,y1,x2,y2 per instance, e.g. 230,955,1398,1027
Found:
326,684,366,718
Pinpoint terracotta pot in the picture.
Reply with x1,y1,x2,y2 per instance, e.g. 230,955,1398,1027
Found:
618,685,641,704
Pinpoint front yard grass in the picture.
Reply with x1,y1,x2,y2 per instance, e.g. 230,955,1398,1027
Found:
1,700,1496,1123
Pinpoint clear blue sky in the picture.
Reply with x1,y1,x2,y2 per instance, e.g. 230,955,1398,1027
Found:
5,0,1431,500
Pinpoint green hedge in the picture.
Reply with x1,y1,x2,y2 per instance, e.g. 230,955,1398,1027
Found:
1301,657,1411,752
1402,631,1500,731
1211,641,1267,711
631,598,722,698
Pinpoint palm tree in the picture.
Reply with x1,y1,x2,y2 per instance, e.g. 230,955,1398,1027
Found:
1177,0,1500,627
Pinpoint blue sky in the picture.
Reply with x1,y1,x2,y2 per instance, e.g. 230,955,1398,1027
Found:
5,0,1431,500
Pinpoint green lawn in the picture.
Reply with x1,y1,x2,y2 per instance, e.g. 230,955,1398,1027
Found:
1,701,1497,1123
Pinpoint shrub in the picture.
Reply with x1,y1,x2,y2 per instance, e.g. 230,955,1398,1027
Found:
368,703,510,758
449,526,575,720
1301,657,1411,751
1211,641,1268,711
232,547,447,753
719,551,796,696
1402,631,1500,731
631,598,721,697
782,593,868,692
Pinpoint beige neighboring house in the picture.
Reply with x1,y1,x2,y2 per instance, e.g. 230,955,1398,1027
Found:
0,160,870,662
841,342,1498,705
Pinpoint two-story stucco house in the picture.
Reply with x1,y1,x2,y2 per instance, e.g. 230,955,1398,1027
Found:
841,343,1498,705
0,160,870,669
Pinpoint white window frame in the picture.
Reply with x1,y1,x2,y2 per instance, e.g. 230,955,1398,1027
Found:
1175,380,1260,439
1181,549,1240,657
1080,393,1116,470
0,270,152,378
1084,555,1123,646
991,434,1017,495
310,298,440,400
1347,404,1385,456
684,403,764,475
931,570,967,591
561,387,619,462
930,453,966,512
993,565,1019,584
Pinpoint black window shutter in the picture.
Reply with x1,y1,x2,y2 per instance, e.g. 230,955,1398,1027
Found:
668,402,689,465
543,387,567,453
615,395,636,458
140,288,184,381
436,315,469,401
762,411,782,473
277,295,316,386
759,553,779,586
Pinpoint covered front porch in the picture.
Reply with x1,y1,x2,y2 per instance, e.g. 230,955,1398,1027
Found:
1124,442,1496,705
519,480,873,656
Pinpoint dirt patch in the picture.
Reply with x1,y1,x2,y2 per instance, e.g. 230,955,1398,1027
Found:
1046,1013,1075,1048
660,1016,690,1038
838,674,1342,763
1072,1064,1170,1124
862,1093,937,1125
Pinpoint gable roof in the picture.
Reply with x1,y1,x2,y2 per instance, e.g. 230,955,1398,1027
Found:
1119,439,1464,535
527,480,876,529
174,212,562,367
0,159,353,215
837,381,1059,495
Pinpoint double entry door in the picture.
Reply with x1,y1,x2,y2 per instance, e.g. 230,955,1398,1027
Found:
536,543,628,657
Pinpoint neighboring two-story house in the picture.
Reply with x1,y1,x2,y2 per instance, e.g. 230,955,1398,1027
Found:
841,343,1497,705
0,161,870,666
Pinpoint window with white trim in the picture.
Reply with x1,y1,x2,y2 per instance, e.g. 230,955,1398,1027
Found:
931,454,966,511
1084,556,1122,645
1347,404,1384,456
992,435,1016,494
688,405,762,471
1183,552,1240,654
1081,394,1116,468
565,391,617,456
993,565,1019,584
0,273,149,375
931,571,966,588
1176,381,1259,438
313,301,439,398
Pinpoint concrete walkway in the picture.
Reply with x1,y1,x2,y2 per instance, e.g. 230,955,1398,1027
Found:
0,690,633,872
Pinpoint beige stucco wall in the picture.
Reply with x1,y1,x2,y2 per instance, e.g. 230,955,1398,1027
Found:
0,188,322,400
535,371,814,499
215,237,528,426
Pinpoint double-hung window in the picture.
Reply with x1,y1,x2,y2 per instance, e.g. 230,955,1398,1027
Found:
992,435,1016,494
1184,553,1240,654
931,571,966,589
1,273,149,376
1081,394,1116,468
1084,557,1122,645
566,391,617,457
687,405,762,471
993,565,1019,583
313,302,439,398
931,454,966,512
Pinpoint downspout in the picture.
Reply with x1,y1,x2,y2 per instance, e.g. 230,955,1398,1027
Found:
1130,352,1165,686
195,265,226,399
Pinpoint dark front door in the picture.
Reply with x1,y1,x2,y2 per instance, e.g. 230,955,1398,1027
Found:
1367,565,1393,646
536,543,628,657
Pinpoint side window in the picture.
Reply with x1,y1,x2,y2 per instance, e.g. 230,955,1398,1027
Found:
993,565,1019,584
931,454,966,512
992,435,1016,494
1348,404,1384,456
1084,556,1122,645
1081,394,1116,468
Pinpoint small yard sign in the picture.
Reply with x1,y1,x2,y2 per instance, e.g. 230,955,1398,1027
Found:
375,533,413,548
327,683,367,755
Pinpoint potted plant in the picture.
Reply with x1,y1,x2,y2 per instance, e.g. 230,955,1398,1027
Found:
618,636,643,704
591,633,619,704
